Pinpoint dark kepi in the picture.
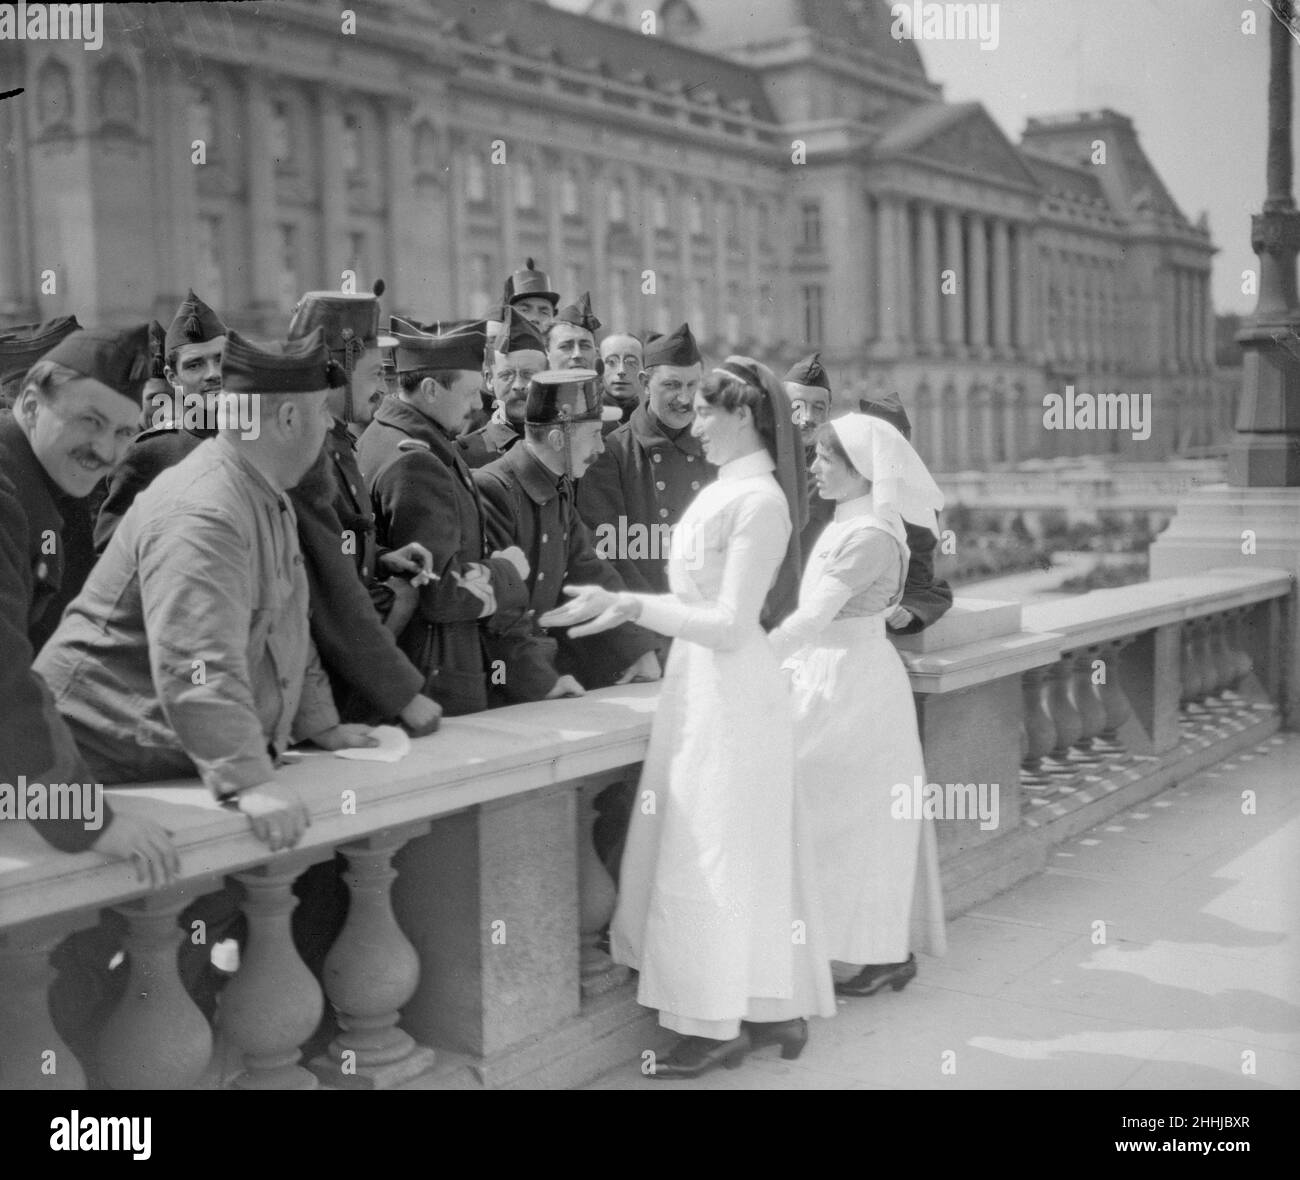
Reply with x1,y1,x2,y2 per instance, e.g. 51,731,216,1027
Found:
491,307,548,356
524,369,603,425
783,352,830,392
390,322,487,374
643,322,701,368
503,257,559,308
554,291,602,333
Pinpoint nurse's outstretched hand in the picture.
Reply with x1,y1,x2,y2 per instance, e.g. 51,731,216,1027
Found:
539,585,642,637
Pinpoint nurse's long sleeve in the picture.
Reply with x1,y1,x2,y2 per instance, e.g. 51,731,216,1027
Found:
631,492,788,652
768,527,903,662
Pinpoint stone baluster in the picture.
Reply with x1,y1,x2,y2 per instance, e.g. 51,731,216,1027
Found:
1093,639,1135,756
1221,608,1254,705
97,893,213,1090
1068,651,1107,764
221,857,324,1089
1199,614,1230,709
1019,666,1056,787
1043,656,1084,779
310,825,438,1089
1179,619,1209,716
0,916,89,1089
578,780,629,999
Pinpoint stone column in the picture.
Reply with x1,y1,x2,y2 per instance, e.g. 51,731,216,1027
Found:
896,201,914,349
97,893,212,1090
942,207,965,356
546,152,565,279
319,88,347,291
917,203,940,353
0,916,90,1089
244,73,280,317
991,217,1012,357
445,129,465,312
589,161,608,308
577,781,629,998
928,393,947,470
953,384,972,469
876,195,901,353
712,183,730,347
500,146,518,276
163,59,200,307
1002,383,1021,464
386,100,424,317
967,213,989,357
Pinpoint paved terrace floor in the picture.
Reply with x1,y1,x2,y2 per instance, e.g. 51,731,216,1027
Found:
586,731,1300,1090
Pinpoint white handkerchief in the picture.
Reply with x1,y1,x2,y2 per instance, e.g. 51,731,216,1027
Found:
333,725,411,763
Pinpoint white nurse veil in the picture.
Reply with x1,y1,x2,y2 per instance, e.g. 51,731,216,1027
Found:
829,413,945,538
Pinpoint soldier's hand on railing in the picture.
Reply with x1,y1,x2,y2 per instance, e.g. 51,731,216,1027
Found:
94,814,180,888
307,724,381,751
399,692,443,737
545,674,586,699
615,650,661,684
236,783,311,852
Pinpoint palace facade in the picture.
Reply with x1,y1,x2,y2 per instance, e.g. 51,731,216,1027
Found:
0,0,1224,467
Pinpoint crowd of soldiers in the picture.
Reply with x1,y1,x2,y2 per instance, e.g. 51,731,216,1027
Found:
1,259,951,1059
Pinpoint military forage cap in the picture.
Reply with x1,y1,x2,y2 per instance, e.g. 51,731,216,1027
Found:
503,257,558,307
0,314,83,398
858,390,913,441
221,327,345,394
391,322,487,374
43,324,154,405
164,289,227,355
524,369,603,426
554,291,602,333
491,307,547,356
783,352,830,392
643,321,701,369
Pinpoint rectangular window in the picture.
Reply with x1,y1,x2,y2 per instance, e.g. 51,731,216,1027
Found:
801,284,824,345
800,200,822,250
278,223,298,311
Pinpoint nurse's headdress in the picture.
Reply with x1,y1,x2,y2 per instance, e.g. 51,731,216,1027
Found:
828,413,945,539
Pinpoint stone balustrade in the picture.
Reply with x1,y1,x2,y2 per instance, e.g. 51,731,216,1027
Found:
0,567,1291,1090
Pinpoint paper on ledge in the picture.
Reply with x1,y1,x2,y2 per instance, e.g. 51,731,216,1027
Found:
333,725,411,763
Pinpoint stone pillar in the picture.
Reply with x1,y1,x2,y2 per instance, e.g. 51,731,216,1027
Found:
967,213,989,357
162,59,200,308
392,789,580,1060
0,916,89,1089
896,201,914,349
244,73,280,317
942,207,965,356
577,781,630,998
98,893,212,1090
445,130,465,312
546,152,565,281
876,195,901,353
917,203,940,353
310,825,438,1089
928,393,947,470
319,88,347,291
1002,384,1021,465
589,162,608,310
222,856,326,1089
386,100,424,317
0,47,35,316
500,147,518,277
991,217,1012,357
953,385,972,469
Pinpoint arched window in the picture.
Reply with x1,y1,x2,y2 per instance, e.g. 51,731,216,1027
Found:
98,58,138,131
189,86,215,150
36,58,73,134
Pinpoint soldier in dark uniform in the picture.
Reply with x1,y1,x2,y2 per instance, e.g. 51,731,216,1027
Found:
1,325,179,1074
475,370,661,702
784,352,837,567
858,391,954,635
93,289,227,552
578,321,710,605
502,256,559,334
357,324,532,716
457,309,548,470
284,289,444,735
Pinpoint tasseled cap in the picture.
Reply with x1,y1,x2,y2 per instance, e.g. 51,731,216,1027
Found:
642,322,701,368
554,291,601,333
858,390,913,441
783,351,830,392
0,314,83,399
504,257,558,307
524,369,603,426
491,307,548,356
146,320,167,380
287,284,398,360
42,324,154,405
164,289,228,355
220,327,346,393
391,321,488,374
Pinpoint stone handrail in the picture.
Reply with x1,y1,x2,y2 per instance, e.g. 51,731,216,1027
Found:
0,565,1293,1090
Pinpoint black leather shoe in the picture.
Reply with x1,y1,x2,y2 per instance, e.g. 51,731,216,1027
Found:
648,1031,751,1079
835,953,917,997
743,1017,808,1060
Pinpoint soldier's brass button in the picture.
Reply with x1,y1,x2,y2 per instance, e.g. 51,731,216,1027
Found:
691,481,700,490
537,571,545,580
652,453,662,462
541,533,548,543
656,481,665,491
686,455,695,462
659,509,669,518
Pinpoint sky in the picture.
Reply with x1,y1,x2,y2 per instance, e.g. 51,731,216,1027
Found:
550,0,1283,315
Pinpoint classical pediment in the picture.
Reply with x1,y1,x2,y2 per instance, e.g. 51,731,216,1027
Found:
874,102,1040,190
